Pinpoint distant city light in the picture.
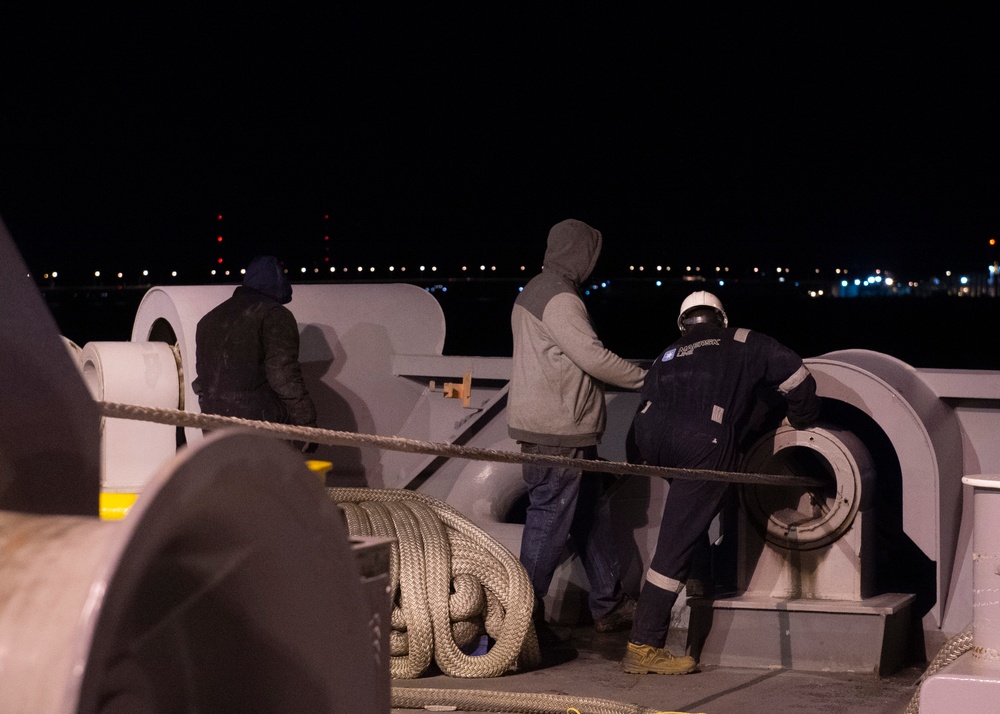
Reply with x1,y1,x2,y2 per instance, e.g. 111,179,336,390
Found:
94,271,100,277
960,276,969,285
171,271,178,277
142,270,148,277
655,280,662,287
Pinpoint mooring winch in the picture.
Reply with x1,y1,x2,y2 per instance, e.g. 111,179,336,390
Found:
686,422,914,674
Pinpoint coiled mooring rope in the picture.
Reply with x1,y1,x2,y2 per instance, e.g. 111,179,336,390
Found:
97,401,825,489
328,487,540,679
329,488,692,713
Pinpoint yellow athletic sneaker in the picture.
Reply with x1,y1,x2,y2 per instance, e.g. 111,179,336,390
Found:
622,642,697,675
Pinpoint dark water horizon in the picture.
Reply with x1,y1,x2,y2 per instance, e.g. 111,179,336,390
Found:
41,280,999,371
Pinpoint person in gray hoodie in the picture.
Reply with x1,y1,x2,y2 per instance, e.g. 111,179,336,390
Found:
508,219,647,639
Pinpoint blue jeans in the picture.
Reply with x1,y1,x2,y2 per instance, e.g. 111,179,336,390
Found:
518,443,622,620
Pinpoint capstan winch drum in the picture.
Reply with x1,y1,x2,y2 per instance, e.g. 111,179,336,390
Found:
689,422,915,674
739,423,876,601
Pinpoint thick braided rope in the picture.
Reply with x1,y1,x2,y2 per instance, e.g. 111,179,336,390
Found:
904,624,973,714
329,487,540,679
98,401,824,488
390,686,675,714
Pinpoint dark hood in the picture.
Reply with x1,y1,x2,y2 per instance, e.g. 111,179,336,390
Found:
542,219,602,287
243,255,292,304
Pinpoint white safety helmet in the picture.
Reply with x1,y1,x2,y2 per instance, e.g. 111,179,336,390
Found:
677,291,728,333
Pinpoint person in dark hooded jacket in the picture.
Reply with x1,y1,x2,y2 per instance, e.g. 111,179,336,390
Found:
508,219,647,641
192,256,317,441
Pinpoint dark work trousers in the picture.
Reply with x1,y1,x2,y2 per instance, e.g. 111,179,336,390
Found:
519,443,621,621
630,425,737,648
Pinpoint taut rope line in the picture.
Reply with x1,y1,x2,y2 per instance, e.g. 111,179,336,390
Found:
97,401,825,488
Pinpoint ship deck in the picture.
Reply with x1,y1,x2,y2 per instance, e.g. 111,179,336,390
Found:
391,623,924,714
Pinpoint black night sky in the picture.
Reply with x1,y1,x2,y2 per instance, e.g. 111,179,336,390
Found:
1,6,997,280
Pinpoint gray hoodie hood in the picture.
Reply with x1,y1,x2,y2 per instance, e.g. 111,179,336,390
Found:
542,219,602,287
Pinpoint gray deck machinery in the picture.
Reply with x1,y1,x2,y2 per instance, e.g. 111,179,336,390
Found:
0,226,390,713
3,217,1000,709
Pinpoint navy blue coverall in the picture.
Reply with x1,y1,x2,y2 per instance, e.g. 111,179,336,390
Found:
629,321,822,648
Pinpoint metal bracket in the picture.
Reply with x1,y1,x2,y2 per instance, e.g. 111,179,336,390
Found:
430,371,472,408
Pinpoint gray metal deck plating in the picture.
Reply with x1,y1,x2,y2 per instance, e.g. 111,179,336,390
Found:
391,623,924,714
